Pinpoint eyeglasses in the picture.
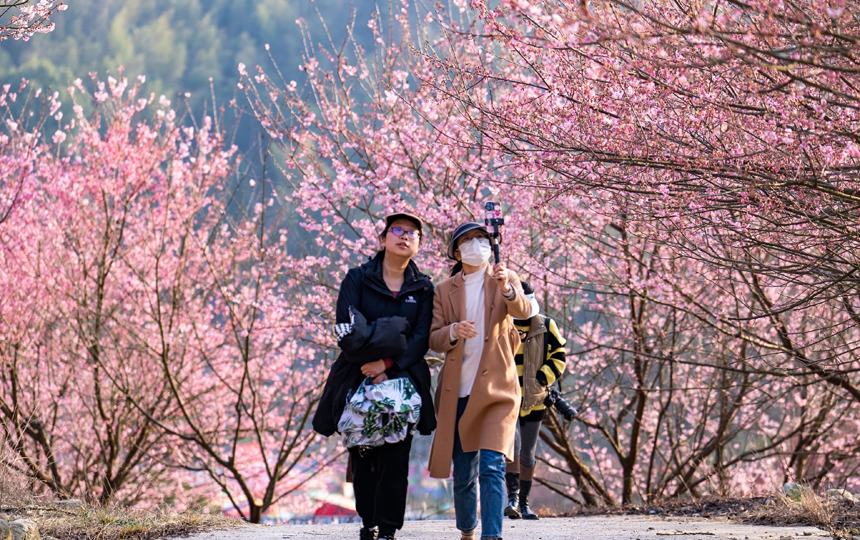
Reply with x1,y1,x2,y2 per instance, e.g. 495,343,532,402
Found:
389,227,420,239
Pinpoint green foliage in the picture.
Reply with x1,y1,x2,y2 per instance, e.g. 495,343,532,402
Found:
0,0,377,114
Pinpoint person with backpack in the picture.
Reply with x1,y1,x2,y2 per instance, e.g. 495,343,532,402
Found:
312,212,436,540
427,222,532,540
503,281,567,520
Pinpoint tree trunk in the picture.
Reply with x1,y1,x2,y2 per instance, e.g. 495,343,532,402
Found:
249,502,262,524
542,410,617,506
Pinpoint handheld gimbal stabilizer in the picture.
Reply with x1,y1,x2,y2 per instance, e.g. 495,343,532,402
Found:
484,201,504,264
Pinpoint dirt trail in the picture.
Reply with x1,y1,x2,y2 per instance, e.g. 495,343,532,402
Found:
183,515,830,539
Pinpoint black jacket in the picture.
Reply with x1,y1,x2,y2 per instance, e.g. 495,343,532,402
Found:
313,251,437,436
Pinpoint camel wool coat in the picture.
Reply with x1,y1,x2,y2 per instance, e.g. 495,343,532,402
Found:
427,265,532,479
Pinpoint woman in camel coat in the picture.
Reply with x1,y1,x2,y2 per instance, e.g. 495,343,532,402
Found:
428,222,532,540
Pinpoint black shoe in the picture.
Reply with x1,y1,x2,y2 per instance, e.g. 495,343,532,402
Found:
504,496,521,519
519,480,539,520
378,535,395,540
504,472,521,519
360,527,378,540
519,502,538,520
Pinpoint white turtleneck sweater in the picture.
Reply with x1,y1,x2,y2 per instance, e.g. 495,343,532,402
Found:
458,268,487,397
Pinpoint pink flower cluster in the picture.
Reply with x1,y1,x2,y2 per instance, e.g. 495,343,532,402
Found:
0,0,66,42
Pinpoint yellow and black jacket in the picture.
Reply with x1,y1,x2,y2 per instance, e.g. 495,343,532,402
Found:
514,315,567,421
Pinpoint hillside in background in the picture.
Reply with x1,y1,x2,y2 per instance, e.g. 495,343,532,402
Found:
0,0,380,140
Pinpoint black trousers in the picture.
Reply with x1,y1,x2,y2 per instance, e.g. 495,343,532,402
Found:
348,434,413,536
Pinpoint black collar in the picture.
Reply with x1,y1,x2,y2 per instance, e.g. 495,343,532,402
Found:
362,251,431,296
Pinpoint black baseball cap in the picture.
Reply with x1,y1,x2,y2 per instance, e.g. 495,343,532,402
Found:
446,222,490,260
383,212,423,232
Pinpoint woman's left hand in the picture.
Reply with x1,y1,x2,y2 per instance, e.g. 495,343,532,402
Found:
361,359,387,378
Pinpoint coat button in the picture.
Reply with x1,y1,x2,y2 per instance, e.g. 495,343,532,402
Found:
484,336,489,341
482,370,488,375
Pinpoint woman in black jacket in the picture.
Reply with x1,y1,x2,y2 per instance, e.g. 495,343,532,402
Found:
313,212,436,540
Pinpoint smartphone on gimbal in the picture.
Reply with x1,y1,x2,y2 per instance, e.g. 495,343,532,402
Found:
484,201,504,264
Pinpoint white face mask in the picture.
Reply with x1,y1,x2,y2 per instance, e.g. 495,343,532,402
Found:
458,238,492,266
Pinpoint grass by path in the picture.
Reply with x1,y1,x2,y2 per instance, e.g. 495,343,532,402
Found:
559,493,860,539
0,493,852,539
0,502,241,540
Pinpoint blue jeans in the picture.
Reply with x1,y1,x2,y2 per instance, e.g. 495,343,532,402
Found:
452,397,506,539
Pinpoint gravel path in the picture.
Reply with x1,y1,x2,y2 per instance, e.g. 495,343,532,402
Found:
183,516,830,540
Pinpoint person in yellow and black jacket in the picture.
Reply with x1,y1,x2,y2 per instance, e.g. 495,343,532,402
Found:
504,281,566,520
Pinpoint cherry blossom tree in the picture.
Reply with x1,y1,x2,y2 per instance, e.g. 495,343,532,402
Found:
120,152,338,522
526,208,860,504
418,0,860,500
430,0,860,328
0,75,207,505
0,73,334,517
0,78,59,226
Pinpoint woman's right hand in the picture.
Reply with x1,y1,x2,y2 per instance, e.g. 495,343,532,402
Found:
361,359,387,378
453,320,478,339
